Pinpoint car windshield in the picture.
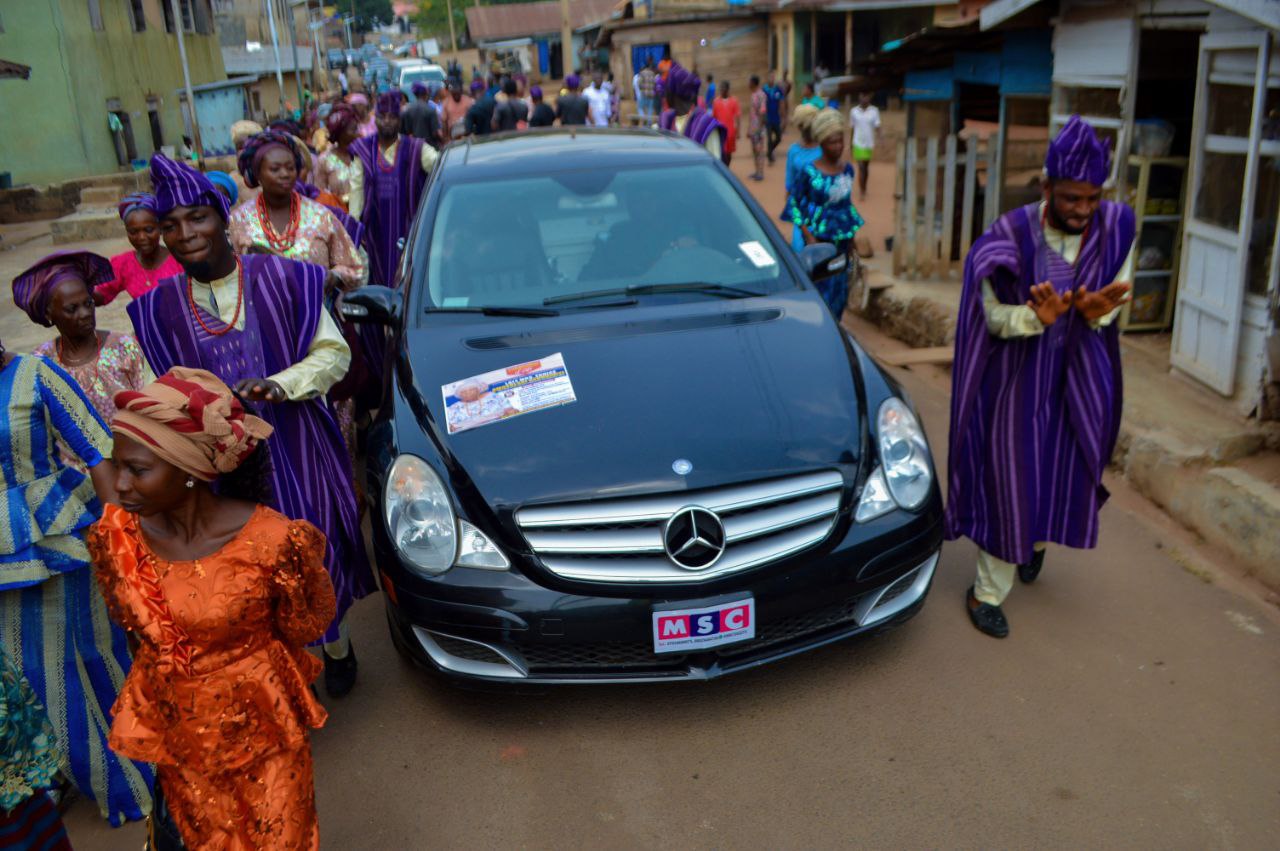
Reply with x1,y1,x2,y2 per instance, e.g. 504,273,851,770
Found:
403,68,445,85
422,164,792,310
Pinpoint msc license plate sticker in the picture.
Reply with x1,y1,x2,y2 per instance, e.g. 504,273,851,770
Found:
653,598,755,654
442,353,577,435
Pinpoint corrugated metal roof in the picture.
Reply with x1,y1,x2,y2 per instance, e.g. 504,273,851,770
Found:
466,0,619,42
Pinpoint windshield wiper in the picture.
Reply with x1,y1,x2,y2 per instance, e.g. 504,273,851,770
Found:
544,282,764,306
426,305,561,317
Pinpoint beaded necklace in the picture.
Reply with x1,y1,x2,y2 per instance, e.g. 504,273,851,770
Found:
256,192,301,252
186,259,243,337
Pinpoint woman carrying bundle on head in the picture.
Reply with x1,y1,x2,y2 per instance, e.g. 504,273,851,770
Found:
784,108,865,319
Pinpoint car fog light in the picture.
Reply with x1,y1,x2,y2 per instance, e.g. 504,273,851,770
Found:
457,520,510,570
855,466,895,522
385,455,456,576
877,397,933,511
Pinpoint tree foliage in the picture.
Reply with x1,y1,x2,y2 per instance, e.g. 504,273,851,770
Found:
413,0,536,46
412,0,467,45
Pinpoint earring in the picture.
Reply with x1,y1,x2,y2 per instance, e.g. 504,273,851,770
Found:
185,477,195,489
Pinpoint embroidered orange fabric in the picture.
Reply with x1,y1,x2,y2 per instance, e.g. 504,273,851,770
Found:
90,503,336,850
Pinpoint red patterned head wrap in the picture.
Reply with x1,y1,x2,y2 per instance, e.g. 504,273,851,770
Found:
112,368,273,481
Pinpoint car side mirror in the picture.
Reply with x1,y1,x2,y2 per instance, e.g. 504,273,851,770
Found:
799,243,847,282
339,285,402,325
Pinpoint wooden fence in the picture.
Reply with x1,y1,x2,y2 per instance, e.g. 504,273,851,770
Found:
893,135,998,280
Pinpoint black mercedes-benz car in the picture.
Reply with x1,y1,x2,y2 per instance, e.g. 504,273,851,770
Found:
343,129,943,684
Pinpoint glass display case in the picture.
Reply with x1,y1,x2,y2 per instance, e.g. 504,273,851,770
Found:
1120,155,1188,331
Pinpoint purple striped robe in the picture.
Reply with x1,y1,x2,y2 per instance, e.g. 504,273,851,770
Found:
127,256,375,642
659,107,726,149
296,180,366,249
351,133,428,287
944,201,1136,565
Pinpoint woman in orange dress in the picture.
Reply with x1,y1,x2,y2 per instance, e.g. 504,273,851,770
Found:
88,367,336,850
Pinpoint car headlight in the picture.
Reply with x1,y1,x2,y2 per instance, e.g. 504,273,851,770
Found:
456,520,510,570
854,465,895,522
877,396,932,511
385,455,456,576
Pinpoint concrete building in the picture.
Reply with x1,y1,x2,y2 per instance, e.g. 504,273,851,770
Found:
0,0,226,185
465,0,619,79
214,0,327,112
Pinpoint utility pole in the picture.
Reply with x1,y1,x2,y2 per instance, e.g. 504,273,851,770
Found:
307,0,322,82
168,0,204,168
445,0,458,53
282,0,305,107
560,0,573,81
265,0,288,116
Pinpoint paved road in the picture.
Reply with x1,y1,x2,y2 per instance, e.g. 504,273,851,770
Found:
60,310,1279,849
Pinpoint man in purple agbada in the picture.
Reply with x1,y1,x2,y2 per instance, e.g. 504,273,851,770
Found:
946,115,1135,639
349,90,437,287
658,61,726,159
127,154,375,695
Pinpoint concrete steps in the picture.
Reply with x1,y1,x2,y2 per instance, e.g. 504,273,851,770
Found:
50,208,121,244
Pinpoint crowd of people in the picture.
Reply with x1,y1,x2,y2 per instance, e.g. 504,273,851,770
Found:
0,57,883,849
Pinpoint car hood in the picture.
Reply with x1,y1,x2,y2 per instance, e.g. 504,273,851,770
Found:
399,293,864,514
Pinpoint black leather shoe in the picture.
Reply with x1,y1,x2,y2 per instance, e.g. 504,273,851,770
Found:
1018,549,1046,584
323,643,358,697
967,586,1009,638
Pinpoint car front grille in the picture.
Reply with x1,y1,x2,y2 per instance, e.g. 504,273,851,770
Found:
521,591,868,672
515,470,844,584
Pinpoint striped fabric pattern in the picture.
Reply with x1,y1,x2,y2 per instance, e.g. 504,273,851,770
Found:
127,256,375,644
2,357,110,591
0,569,155,826
944,201,1135,565
149,153,230,220
351,133,428,287
1045,114,1111,187
659,107,726,149
0,792,73,851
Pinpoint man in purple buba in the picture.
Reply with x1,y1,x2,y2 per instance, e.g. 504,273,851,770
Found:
946,115,1136,639
127,154,374,695
349,90,437,288
658,61,725,159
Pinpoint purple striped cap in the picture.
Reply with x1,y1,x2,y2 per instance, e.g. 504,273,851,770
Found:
149,153,230,220
1045,115,1111,187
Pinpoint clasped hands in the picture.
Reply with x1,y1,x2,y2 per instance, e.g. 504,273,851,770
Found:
1026,281,1132,326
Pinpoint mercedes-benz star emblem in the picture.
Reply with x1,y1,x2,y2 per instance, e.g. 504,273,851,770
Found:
662,506,727,571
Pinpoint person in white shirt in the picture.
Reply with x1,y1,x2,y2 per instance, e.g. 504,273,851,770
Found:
584,70,612,127
848,92,881,199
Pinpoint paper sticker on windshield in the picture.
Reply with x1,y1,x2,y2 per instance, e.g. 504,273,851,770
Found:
441,353,576,435
739,241,777,268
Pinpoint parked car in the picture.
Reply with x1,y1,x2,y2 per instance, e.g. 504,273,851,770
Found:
343,129,944,685
327,48,347,70
395,60,446,91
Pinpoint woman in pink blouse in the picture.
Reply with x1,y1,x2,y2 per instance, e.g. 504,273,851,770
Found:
93,193,183,305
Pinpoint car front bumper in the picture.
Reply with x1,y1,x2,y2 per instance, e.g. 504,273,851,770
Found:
377,509,942,685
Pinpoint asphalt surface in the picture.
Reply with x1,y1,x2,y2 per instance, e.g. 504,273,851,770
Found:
8,132,1276,849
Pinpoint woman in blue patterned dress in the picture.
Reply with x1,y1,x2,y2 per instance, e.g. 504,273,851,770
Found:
0,646,72,848
784,108,865,318
0,336,154,826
